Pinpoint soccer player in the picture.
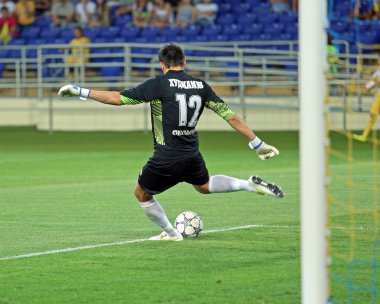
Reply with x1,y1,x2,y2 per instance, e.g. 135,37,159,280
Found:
354,55,380,142
58,43,284,241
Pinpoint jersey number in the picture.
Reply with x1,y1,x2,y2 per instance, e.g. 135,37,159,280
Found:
176,94,202,127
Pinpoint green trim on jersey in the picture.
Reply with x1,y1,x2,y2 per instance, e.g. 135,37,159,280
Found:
151,99,165,145
205,101,235,121
120,96,144,105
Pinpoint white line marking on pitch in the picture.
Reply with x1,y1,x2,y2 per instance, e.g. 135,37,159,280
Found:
0,224,295,261
0,224,376,261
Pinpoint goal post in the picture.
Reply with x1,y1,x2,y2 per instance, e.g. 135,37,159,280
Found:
299,0,329,303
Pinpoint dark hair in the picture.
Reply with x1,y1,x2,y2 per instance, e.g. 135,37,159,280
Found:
74,26,84,36
158,43,185,68
1,6,9,12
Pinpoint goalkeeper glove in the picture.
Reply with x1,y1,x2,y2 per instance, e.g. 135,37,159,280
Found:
249,136,279,160
58,84,90,100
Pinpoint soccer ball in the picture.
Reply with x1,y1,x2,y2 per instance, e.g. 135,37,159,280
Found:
174,211,203,238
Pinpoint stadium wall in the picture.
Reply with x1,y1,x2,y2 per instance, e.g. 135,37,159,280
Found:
0,96,378,131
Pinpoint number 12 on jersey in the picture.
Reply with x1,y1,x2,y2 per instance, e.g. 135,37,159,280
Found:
176,94,202,127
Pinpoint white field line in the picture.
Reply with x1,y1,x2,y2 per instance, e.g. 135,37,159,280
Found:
0,224,376,261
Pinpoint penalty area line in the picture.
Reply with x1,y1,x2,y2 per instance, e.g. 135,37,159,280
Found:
0,224,296,261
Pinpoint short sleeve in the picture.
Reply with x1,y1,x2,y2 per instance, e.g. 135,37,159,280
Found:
204,82,235,121
120,77,163,105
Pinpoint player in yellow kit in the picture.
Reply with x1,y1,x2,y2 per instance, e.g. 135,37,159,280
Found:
354,55,380,142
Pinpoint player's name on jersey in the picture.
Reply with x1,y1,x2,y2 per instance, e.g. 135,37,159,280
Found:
168,79,204,89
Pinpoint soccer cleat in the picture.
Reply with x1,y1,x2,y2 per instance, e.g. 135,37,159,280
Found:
353,134,367,142
148,231,183,242
249,176,284,198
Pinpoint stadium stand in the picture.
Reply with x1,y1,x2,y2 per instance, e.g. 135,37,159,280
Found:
0,0,378,82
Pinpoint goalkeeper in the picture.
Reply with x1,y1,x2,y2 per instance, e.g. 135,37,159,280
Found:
354,55,380,142
58,43,284,242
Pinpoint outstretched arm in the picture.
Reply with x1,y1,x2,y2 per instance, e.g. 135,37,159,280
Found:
58,84,122,105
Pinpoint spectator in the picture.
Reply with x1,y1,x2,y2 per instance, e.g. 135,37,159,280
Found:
150,0,171,28
51,0,74,27
350,0,375,20
15,0,35,27
0,0,15,15
292,0,298,12
114,0,135,18
92,0,110,26
35,0,51,18
75,0,96,27
0,6,17,44
165,0,180,16
176,0,194,28
194,0,217,27
67,26,90,65
132,0,154,28
270,0,291,13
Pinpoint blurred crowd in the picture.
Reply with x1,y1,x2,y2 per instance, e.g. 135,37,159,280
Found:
0,0,223,31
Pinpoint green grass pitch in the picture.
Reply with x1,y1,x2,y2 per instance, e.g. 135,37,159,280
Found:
0,127,378,303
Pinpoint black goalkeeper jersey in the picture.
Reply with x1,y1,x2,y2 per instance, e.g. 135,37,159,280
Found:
120,70,235,160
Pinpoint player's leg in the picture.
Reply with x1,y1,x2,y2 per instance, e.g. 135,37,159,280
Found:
184,153,284,198
193,175,284,198
136,158,183,241
354,92,380,141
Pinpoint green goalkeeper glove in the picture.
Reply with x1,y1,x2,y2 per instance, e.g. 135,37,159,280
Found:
58,84,91,100
249,136,279,160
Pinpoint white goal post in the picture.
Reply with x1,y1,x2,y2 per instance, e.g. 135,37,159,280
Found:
299,0,329,303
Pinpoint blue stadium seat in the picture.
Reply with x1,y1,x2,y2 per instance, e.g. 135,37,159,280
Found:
119,26,140,39
0,63,4,76
90,48,111,63
285,26,298,39
223,24,242,37
232,2,252,14
174,35,188,43
93,37,107,43
359,31,377,44
100,66,123,80
60,28,74,42
141,27,161,39
257,12,278,25
35,16,52,27
264,23,285,35
53,38,65,44
208,34,228,42
233,33,251,42
99,26,120,38
113,15,132,27
27,38,46,45
84,27,101,40
20,27,40,39
180,25,201,40
255,1,271,12
187,35,207,43
219,3,232,14
40,27,60,40
202,25,222,36
277,32,292,41
256,33,273,41
330,21,348,33
0,50,9,58
237,13,257,27
243,24,263,36
217,14,235,27
278,12,298,24
162,26,181,41
8,38,26,45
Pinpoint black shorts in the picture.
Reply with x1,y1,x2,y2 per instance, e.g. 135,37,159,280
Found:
138,152,209,195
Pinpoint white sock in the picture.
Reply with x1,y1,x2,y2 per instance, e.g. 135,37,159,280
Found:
140,197,178,237
209,175,256,193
